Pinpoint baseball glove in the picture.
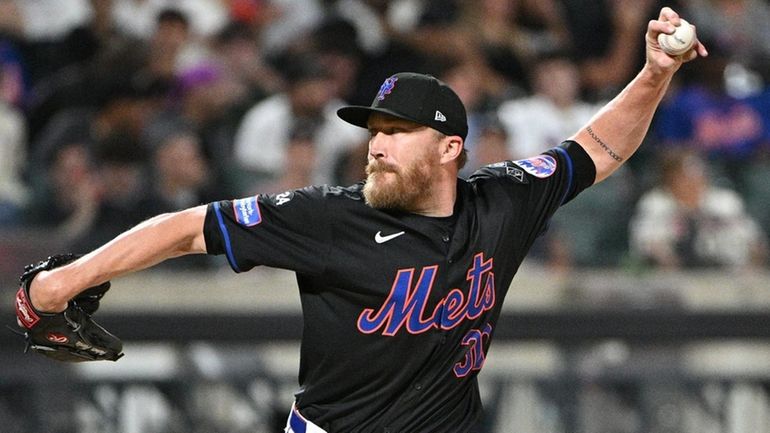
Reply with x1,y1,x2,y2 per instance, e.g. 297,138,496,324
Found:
13,254,124,362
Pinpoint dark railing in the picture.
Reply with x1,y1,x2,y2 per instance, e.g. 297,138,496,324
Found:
2,258,769,433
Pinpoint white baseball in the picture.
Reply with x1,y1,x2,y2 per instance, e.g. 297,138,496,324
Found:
657,19,695,56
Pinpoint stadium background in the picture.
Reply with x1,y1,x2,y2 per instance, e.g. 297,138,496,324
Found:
1,0,769,432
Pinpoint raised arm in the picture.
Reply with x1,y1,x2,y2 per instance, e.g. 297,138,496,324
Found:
571,7,708,183
29,205,208,312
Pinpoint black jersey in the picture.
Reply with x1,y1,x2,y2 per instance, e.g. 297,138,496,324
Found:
202,140,596,432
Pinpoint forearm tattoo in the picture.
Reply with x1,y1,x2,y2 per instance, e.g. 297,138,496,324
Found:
586,126,623,162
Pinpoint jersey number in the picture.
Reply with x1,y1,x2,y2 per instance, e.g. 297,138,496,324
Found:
453,323,493,378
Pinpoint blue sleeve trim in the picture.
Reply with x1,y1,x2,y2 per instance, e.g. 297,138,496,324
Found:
553,146,573,205
213,201,241,273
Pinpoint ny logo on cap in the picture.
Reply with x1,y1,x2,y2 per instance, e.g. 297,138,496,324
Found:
434,111,447,122
376,76,398,101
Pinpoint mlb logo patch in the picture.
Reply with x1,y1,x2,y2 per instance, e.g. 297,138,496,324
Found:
513,155,557,178
506,166,526,183
233,196,262,226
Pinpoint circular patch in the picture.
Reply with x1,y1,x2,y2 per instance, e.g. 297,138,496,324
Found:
513,155,557,178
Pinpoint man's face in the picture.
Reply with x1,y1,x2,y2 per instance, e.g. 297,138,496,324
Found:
363,113,442,212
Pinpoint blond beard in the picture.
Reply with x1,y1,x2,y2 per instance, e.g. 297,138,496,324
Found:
363,155,436,212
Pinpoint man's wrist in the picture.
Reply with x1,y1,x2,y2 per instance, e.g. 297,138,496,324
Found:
642,57,679,81
29,271,68,313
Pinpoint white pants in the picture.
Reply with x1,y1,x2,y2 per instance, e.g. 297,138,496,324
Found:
285,404,328,433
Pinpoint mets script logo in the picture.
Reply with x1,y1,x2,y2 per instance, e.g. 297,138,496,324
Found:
376,76,398,101
513,155,557,178
357,253,496,336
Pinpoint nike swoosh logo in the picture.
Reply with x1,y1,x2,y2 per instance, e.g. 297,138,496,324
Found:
375,231,405,244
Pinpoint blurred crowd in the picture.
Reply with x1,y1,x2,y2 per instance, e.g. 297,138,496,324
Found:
0,0,768,271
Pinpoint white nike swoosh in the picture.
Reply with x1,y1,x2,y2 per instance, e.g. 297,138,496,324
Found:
375,231,405,244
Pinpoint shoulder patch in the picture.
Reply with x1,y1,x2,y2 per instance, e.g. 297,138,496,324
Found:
233,196,262,226
505,165,527,183
513,155,557,178
469,161,529,184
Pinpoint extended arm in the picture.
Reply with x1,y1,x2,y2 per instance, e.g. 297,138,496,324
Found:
30,205,208,312
571,7,708,183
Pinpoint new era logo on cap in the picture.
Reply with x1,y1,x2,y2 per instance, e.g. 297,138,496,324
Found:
336,72,468,139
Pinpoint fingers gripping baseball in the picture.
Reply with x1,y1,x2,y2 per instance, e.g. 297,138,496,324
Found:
646,7,708,70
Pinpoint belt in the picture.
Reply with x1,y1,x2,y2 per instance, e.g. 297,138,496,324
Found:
286,404,328,433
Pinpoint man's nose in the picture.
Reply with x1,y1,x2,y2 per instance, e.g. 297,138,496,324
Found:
369,132,387,159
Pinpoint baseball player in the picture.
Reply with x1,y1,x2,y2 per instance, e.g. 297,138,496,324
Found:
17,8,706,433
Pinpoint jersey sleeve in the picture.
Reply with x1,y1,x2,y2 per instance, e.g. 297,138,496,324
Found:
468,140,596,253
202,187,332,274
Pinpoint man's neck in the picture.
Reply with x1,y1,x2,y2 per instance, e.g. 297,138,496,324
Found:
414,176,457,217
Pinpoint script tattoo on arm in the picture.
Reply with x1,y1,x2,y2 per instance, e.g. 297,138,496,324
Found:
586,126,624,162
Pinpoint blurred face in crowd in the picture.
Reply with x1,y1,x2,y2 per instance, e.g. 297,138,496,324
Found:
152,16,190,54
482,0,517,18
289,77,335,116
363,113,443,211
51,143,97,210
441,62,485,113
154,133,207,190
474,126,511,167
534,58,581,107
100,97,154,139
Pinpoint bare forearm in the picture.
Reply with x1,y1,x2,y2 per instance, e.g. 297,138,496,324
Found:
572,66,673,182
31,205,208,311
571,7,708,183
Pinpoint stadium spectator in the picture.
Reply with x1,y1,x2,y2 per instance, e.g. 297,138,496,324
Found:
682,0,770,78
257,118,320,195
0,77,27,225
5,0,90,43
497,52,601,159
0,36,26,107
629,149,767,269
145,61,246,199
309,17,366,105
560,0,663,100
67,130,162,254
210,21,281,106
29,73,163,171
146,124,214,212
456,0,570,90
439,58,506,165
653,50,768,174
232,54,366,192
459,114,512,179
255,0,324,56
26,141,100,239
144,8,200,81
145,122,218,270
111,0,228,40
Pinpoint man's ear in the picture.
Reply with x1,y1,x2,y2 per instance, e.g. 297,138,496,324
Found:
440,136,464,166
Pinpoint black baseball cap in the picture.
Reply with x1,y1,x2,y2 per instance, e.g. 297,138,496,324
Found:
337,72,468,139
